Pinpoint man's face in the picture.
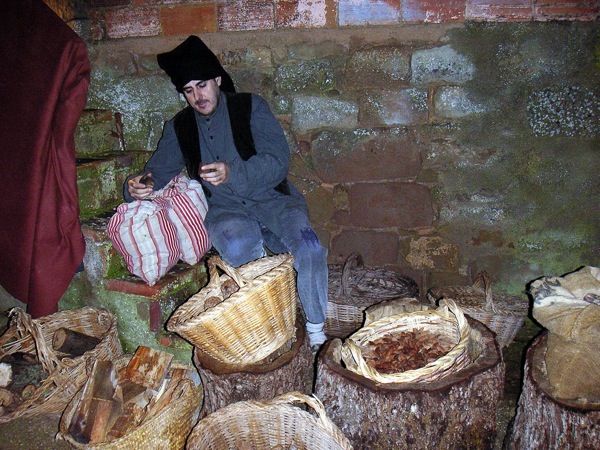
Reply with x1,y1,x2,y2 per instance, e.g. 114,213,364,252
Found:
182,76,221,116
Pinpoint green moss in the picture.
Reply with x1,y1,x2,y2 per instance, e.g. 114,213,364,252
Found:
104,252,130,279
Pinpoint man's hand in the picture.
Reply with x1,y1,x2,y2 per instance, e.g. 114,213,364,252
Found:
127,173,155,200
200,162,229,186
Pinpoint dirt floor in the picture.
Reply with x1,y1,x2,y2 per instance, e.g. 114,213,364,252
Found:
0,308,541,450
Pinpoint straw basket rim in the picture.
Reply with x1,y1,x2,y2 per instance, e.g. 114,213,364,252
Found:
427,272,529,316
328,252,419,305
427,272,528,347
188,392,353,450
341,299,471,384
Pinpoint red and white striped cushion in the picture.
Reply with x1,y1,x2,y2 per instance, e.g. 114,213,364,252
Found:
157,175,211,265
107,199,180,286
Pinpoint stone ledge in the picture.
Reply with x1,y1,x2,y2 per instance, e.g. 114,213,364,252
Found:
104,262,206,298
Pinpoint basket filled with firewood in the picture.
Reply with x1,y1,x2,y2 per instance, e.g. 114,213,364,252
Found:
340,299,471,384
427,271,529,347
326,252,419,338
167,253,297,366
187,391,353,450
0,307,122,423
58,346,203,449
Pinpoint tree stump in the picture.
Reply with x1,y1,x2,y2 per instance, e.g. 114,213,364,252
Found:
315,318,504,450
193,318,314,416
505,331,600,449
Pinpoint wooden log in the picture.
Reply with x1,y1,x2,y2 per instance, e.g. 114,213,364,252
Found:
119,379,151,411
52,328,101,357
106,403,145,440
505,331,600,449
67,360,123,444
193,318,314,416
315,318,504,450
0,353,45,394
123,346,173,390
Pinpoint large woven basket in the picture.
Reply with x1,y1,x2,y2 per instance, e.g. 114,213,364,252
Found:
427,272,529,347
167,253,297,366
0,306,122,423
326,253,419,338
341,299,471,384
58,355,203,450
187,391,353,450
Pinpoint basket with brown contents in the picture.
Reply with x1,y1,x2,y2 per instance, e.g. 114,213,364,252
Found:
0,307,122,423
167,253,297,366
326,253,419,338
187,391,353,450
341,299,471,384
428,271,529,347
58,346,203,449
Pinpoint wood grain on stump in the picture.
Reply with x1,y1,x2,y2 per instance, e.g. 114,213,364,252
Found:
315,318,504,450
193,318,314,417
505,331,600,450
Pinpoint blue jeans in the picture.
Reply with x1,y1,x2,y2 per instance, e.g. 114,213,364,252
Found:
205,206,328,324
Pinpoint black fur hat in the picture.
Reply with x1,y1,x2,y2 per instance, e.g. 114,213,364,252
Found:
157,36,235,93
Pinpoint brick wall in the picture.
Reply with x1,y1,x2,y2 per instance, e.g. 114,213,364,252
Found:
72,1,599,296
84,1,599,40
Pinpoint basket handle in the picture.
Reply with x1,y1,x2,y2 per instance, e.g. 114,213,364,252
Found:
339,252,365,296
472,272,495,312
269,392,340,434
7,307,61,373
205,255,252,290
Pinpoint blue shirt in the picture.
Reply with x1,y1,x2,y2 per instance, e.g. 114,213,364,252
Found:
125,92,307,221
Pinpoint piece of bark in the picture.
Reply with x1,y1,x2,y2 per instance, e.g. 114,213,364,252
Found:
52,328,101,357
67,360,123,444
123,346,173,390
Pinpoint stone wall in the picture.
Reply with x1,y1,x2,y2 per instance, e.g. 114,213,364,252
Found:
68,1,598,295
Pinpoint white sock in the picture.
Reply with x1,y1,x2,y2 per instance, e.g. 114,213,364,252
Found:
306,322,327,347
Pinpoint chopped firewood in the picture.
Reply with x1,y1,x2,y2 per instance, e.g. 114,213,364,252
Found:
21,384,36,400
106,403,146,440
0,353,46,394
52,328,101,357
119,379,151,410
67,360,123,444
123,346,173,391
144,367,191,421
166,367,187,387
0,388,16,406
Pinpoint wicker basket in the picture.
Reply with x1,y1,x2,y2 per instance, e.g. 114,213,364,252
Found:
58,355,203,449
167,253,297,366
427,272,529,347
326,253,419,338
0,306,122,423
341,299,471,384
187,391,353,450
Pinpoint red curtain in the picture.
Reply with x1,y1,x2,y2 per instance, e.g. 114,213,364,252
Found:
0,0,90,317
